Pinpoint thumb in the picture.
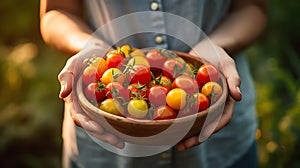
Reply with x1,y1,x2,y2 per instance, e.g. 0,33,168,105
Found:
221,59,242,102
58,71,74,99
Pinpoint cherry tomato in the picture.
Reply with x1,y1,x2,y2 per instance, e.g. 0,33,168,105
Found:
101,68,122,85
84,82,106,103
113,73,127,84
127,56,150,69
197,64,220,85
105,82,129,100
201,81,223,103
128,83,148,100
166,88,187,110
82,66,97,86
127,99,148,119
89,57,108,79
120,45,132,57
99,98,123,116
148,75,172,90
172,75,199,94
153,105,177,120
145,49,167,71
148,85,169,107
129,48,145,57
162,58,184,79
189,93,210,112
106,52,124,69
127,64,151,85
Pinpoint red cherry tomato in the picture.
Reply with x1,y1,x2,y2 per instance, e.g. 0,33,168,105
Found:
82,66,97,86
145,49,167,71
162,58,184,79
127,64,151,85
197,64,220,85
193,93,210,111
172,75,199,94
85,82,106,103
148,85,169,107
106,53,124,69
153,105,177,120
105,82,128,100
128,83,148,100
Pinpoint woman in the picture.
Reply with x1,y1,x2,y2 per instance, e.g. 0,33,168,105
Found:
40,0,268,167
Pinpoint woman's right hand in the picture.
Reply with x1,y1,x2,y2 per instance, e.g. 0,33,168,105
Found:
58,48,125,149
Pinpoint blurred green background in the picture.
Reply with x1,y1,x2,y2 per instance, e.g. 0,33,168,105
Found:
0,1,299,168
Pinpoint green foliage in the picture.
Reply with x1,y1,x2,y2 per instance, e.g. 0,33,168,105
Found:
0,1,67,167
246,0,300,167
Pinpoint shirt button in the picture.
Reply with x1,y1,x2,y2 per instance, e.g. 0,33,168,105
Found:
155,36,164,44
150,2,159,11
160,152,168,159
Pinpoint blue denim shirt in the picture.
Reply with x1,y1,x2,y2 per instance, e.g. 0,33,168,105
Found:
63,0,258,167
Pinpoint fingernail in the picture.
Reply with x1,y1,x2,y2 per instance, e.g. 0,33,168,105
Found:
236,86,241,94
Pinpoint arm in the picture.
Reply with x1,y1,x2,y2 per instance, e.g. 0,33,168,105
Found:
178,0,268,151
40,0,93,55
209,0,268,55
40,0,124,148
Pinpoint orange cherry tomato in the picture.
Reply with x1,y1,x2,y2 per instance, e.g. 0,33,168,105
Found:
153,105,177,120
166,88,187,110
201,81,223,103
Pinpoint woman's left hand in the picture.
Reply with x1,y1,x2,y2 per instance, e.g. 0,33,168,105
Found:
177,43,242,151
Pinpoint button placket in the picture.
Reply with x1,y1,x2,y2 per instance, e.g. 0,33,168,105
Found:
149,0,167,48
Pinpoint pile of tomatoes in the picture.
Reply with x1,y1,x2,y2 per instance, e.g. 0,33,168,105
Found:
81,45,223,120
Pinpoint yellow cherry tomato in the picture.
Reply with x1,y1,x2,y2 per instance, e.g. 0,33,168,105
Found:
127,99,148,119
101,68,122,85
120,45,132,57
127,56,150,69
130,48,145,57
99,98,122,116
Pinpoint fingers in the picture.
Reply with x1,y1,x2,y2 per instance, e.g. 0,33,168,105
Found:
89,132,125,149
176,96,235,152
66,92,125,149
176,136,202,152
213,96,235,133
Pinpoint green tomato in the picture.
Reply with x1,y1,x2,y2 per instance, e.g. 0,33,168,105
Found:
127,99,148,119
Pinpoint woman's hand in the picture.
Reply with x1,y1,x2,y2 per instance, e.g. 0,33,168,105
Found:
58,48,125,149
177,43,242,151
